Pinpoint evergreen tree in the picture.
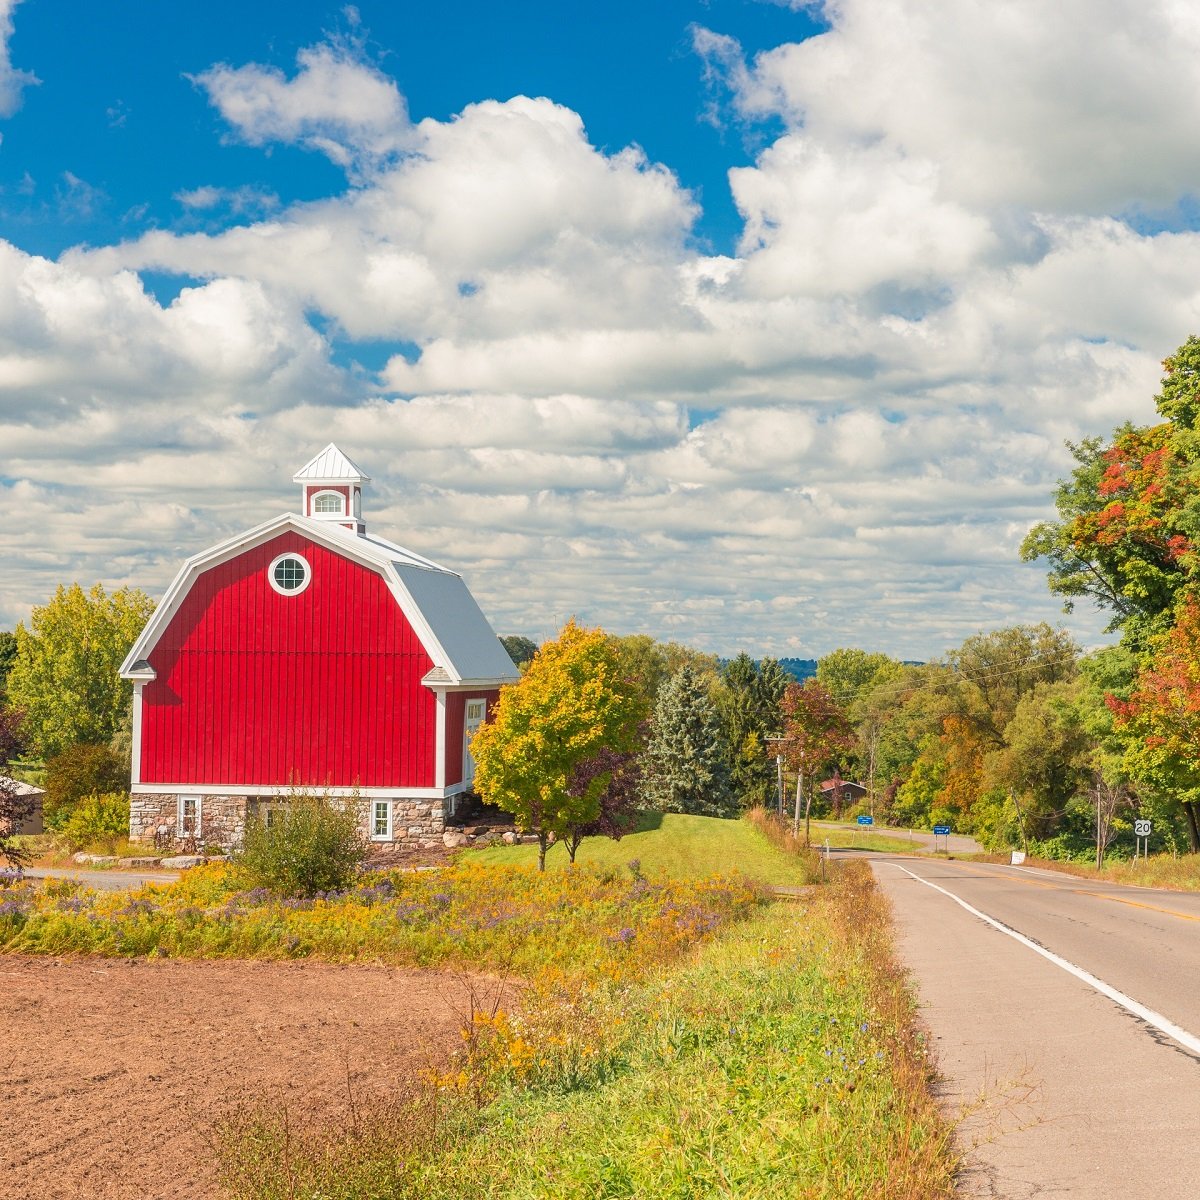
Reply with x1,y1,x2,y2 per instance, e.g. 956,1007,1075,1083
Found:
642,664,736,817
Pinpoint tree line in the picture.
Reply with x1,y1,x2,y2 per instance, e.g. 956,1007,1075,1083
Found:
13,333,1200,871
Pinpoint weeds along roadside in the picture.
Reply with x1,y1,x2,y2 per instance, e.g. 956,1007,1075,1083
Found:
215,862,958,1200
966,851,1200,892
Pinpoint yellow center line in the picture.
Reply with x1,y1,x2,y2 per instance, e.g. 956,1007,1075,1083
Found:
912,858,1200,924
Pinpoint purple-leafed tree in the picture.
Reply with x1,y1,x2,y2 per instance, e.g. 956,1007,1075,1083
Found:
562,744,644,865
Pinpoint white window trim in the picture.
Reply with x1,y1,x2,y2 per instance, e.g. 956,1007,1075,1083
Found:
311,488,346,516
267,551,313,596
178,795,201,838
370,799,393,841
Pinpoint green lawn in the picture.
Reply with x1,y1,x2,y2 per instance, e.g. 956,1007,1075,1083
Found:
807,822,920,853
466,812,819,886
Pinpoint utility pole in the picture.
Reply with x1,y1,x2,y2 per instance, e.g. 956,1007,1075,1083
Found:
793,768,802,838
776,754,784,816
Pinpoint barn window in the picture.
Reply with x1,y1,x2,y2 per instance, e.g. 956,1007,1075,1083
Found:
371,800,393,841
178,795,200,837
268,552,312,596
312,490,345,515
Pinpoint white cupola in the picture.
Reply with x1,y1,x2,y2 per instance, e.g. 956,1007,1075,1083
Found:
293,443,371,535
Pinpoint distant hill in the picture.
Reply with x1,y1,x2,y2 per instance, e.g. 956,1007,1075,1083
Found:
776,658,818,682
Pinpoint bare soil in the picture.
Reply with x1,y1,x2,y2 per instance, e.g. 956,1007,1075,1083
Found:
0,954,498,1199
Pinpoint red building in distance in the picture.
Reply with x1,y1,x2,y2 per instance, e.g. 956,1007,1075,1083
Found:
119,445,518,849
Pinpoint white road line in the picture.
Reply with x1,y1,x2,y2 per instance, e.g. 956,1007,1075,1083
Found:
892,862,1200,1057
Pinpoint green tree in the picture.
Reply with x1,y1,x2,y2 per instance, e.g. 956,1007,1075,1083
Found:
500,635,538,668
0,631,17,701
8,583,155,759
945,624,1079,747
719,653,776,809
606,634,722,716
641,664,736,818
1021,338,1200,644
43,742,128,829
985,680,1094,842
472,620,643,869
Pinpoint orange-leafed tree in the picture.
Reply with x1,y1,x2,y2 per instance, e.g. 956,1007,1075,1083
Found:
1109,598,1200,850
776,681,854,845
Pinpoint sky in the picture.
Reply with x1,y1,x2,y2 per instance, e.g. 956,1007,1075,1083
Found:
2,0,1199,660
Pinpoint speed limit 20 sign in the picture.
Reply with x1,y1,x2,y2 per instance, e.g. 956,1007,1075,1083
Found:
1134,819,1152,838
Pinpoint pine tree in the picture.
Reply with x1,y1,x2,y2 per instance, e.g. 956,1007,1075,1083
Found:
642,664,736,817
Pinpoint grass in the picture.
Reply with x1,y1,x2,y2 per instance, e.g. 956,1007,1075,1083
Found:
216,864,958,1200
806,822,921,854
466,812,822,886
972,850,1200,892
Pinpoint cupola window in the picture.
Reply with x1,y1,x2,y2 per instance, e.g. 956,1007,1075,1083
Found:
313,491,345,515
268,552,312,595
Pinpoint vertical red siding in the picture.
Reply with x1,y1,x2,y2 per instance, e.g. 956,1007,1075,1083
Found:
140,533,436,788
444,689,500,788
444,694,465,787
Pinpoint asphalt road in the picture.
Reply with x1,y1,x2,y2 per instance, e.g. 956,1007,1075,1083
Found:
22,866,181,891
870,854,1200,1199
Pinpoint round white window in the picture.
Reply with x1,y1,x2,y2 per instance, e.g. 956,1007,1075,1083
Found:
268,552,312,596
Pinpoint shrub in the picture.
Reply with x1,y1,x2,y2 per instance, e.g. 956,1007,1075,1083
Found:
43,743,127,828
60,792,130,851
236,791,367,897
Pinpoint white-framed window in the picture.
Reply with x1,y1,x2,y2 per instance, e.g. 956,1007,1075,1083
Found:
371,799,393,841
178,795,201,837
464,699,487,784
268,552,312,596
312,490,345,515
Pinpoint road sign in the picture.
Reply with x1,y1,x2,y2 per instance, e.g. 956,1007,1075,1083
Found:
1134,819,1152,837
857,815,874,826
933,825,951,836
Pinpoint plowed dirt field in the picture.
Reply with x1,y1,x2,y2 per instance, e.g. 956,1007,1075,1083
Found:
0,955,490,1199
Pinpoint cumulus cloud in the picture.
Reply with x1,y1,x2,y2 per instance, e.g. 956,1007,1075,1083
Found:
0,0,36,118
5,10,1200,658
698,1,1200,214
194,40,414,178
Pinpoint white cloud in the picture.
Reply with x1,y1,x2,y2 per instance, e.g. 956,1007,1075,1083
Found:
4,13,1199,658
0,0,36,118
700,1,1200,214
194,41,414,178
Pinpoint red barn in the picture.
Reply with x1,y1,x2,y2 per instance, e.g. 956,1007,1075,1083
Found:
119,445,518,850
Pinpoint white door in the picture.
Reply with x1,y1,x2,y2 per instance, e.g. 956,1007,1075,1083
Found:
463,699,486,784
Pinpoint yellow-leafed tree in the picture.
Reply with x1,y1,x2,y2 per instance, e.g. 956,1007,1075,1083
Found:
471,619,643,869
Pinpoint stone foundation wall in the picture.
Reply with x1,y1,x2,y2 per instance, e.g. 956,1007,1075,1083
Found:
131,791,447,851
129,792,248,851
355,796,446,849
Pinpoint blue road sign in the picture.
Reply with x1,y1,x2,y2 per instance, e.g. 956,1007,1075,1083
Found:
932,825,951,836
857,815,873,826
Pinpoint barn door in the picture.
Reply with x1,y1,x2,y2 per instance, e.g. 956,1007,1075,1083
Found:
463,699,486,785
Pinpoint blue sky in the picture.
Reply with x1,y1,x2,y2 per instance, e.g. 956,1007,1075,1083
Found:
2,0,1199,657
1,1,819,259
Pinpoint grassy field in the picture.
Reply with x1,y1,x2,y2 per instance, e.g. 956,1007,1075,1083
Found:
217,864,957,1200
466,812,822,886
806,821,921,853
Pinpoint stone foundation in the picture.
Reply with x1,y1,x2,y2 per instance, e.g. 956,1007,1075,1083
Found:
130,791,447,852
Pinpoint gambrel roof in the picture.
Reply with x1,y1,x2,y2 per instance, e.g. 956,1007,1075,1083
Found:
119,514,518,688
